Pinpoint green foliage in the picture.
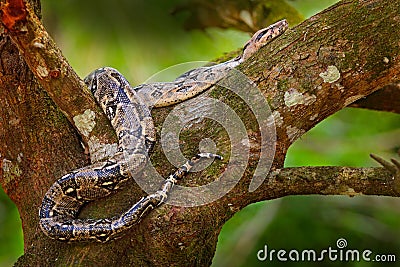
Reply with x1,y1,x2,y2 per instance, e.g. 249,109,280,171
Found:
213,108,400,267
286,0,340,18
172,0,303,32
0,187,23,267
1,0,399,266
213,196,400,267
286,108,400,167
42,0,252,82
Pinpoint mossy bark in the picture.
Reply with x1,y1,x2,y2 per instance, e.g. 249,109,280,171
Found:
0,0,399,266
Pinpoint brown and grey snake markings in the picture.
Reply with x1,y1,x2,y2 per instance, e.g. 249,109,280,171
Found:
39,20,288,242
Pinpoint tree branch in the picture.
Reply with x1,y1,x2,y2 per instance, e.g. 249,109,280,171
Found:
1,0,399,266
1,0,117,160
257,166,398,202
350,83,400,113
237,0,400,200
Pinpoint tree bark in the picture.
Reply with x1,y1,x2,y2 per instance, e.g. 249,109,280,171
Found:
0,0,399,266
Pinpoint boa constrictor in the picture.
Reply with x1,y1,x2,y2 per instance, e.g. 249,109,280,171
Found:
39,20,288,242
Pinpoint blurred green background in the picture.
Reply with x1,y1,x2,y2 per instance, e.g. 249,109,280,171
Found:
1,0,399,266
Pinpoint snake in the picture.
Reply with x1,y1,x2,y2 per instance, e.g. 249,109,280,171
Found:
39,20,288,243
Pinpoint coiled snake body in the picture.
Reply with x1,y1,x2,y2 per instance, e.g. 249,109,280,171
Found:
39,20,288,242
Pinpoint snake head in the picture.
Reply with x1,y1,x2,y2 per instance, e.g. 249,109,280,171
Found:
241,19,288,62
84,68,102,94
84,67,132,95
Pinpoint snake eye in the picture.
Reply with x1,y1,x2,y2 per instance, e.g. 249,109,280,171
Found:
84,71,98,94
255,29,269,41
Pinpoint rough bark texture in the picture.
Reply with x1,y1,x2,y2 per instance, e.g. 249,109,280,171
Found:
0,0,399,266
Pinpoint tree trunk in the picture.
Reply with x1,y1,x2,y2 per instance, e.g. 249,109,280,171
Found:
0,0,399,266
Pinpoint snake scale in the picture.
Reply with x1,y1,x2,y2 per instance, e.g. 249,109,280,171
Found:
39,20,288,242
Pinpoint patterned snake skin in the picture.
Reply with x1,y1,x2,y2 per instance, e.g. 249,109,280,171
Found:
39,20,288,242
